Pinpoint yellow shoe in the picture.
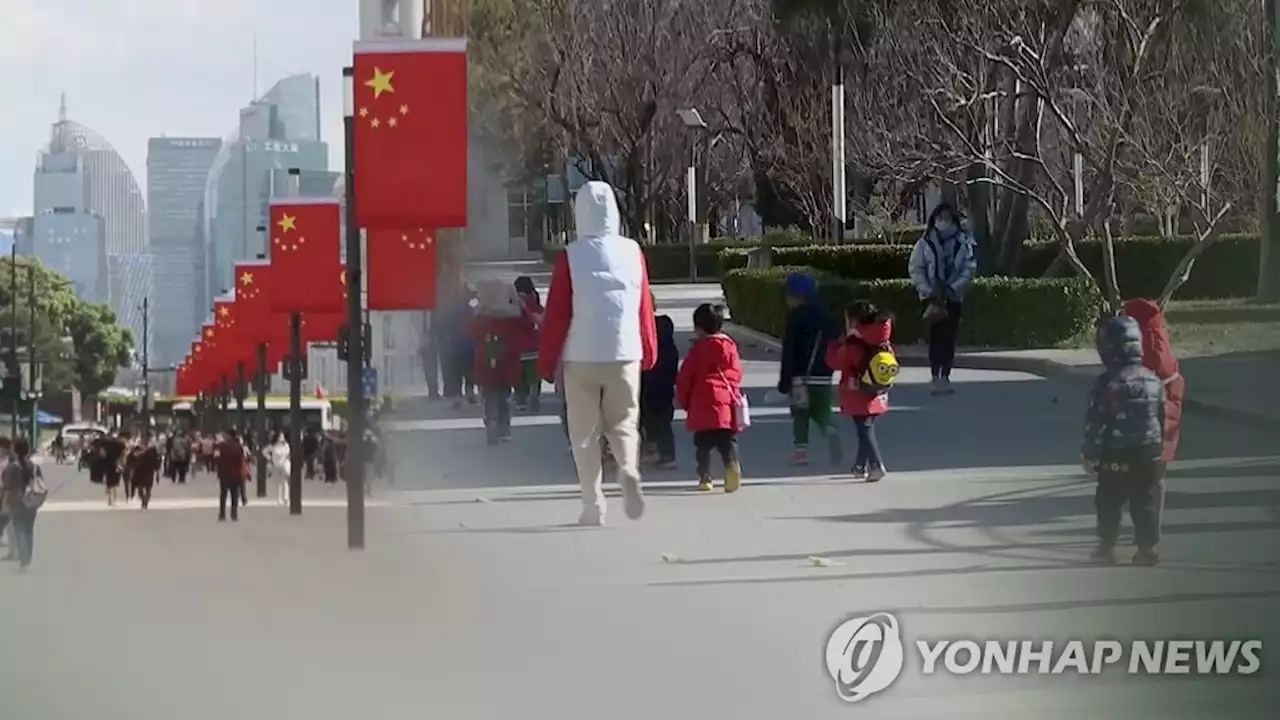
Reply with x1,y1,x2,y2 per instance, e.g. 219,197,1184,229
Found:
696,479,714,492
724,462,742,493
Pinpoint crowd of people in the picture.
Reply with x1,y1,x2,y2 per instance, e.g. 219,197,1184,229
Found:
415,186,1185,565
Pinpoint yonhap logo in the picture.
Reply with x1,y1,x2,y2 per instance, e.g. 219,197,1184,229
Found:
824,612,905,703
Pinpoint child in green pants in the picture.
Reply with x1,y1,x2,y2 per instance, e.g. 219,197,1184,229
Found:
777,272,842,466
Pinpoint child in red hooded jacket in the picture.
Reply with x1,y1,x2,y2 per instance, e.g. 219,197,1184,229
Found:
471,278,524,445
1123,299,1184,463
825,301,894,482
676,304,744,493
513,276,545,412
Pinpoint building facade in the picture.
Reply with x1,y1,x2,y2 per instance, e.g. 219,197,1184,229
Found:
34,98,149,355
147,137,221,368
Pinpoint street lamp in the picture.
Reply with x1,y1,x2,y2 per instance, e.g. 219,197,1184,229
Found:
678,108,707,282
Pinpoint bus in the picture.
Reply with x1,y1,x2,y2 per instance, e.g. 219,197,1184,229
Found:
170,398,339,433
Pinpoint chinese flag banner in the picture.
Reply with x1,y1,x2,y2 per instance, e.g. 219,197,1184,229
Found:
301,264,348,343
200,324,227,387
367,227,437,310
353,38,468,229
268,198,344,314
234,260,285,345
214,299,252,368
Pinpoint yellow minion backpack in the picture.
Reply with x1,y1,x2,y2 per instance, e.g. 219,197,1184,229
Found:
854,342,900,395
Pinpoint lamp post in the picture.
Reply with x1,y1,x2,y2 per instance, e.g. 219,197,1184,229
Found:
139,296,151,439
343,65,367,550
678,108,707,282
8,244,17,439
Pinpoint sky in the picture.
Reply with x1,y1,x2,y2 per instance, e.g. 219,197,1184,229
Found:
0,0,359,218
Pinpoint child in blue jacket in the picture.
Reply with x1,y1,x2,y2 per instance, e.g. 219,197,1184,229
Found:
640,314,679,468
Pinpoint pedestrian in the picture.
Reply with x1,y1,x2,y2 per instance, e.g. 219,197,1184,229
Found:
1122,299,1186,466
538,180,657,526
472,278,523,444
200,434,217,473
438,284,479,409
267,431,291,505
215,429,246,522
1082,316,1167,566
777,272,842,466
825,301,898,482
640,312,679,469
133,438,162,510
908,202,978,395
124,439,141,502
101,431,127,507
0,436,13,561
513,276,545,412
676,304,744,492
169,431,192,484
2,437,46,571
302,428,319,480
321,435,339,484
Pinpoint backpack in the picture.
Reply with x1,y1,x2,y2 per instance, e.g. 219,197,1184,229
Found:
851,340,900,395
21,461,47,509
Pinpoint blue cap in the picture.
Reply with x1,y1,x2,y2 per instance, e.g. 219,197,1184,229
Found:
784,272,817,298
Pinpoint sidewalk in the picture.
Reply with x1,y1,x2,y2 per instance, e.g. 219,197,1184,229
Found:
726,322,1280,428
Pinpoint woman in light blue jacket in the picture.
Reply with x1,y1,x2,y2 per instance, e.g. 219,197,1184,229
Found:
908,203,977,394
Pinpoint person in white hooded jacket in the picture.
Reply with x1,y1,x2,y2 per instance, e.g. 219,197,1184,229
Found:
908,203,978,395
538,181,657,526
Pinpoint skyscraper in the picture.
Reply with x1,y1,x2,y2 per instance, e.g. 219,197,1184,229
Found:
198,74,328,317
147,137,221,367
34,96,148,353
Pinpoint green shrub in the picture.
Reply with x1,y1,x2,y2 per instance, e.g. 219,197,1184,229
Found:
540,232,813,280
1019,233,1259,300
718,243,914,277
722,267,1103,349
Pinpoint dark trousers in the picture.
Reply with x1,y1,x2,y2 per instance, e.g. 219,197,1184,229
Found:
642,407,676,461
925,301,963,378
218,479,240,521
422,336,441,398
172,461,189,484
1095,458,1165,548
10,506,36,567
136,481,153,509
443,352,474,398
852,415,884,471
694,429,738,480
483,384,512,443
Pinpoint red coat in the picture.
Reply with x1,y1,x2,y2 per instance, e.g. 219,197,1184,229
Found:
676,333,743,432
470,313,523,387
1123,299,1184,462
516,293,543,358
825,317,893,417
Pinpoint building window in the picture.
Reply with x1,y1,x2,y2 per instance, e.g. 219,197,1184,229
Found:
382,314,395,350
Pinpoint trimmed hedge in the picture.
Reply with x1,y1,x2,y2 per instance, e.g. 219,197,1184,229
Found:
722,267,1103,349
1019,233,1259,300
539,226,926,281
719,233,1259,299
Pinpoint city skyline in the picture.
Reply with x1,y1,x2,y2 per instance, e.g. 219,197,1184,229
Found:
0,0,356,217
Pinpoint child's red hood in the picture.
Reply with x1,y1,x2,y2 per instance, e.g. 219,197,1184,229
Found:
856,317,893,345
1122,298,1178,378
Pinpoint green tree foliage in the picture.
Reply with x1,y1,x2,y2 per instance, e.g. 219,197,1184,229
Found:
0,255,134,399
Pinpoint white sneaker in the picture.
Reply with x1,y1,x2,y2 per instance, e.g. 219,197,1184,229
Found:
578,508,604,527
867,467,887,483
621,474,646,520
930,377,946,395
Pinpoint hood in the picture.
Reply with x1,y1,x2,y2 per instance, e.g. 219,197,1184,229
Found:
656,314,676,345
1096,316,1144,369
784,272,818,299
699,333,738,363
475,278,522,318
1123,298,1178,378
574,181,622,239
856,315,893,345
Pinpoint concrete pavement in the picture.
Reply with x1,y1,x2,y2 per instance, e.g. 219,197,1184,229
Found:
2,283,1278,719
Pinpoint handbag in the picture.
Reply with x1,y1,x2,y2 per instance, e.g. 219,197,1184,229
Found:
789,339,822,409
719,371,751,432
22,465,48,509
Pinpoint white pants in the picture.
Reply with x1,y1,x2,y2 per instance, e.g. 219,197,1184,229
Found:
563,360,642,516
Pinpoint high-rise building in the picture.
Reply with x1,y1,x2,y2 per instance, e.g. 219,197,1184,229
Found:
34,96,149,355
198,74,328,315
147,137,221,367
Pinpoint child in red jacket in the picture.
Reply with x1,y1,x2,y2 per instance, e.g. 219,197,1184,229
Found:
825,301,894,482
1123,299,1184,463
676,304,744,493
513,276,544,412
472,278,524,445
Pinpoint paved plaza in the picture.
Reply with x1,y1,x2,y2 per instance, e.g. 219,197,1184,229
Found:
2,284,1278,719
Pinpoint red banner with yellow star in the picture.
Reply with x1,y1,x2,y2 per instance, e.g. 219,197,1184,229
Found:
233,260,288,346
352,38,468,229
268,198,344,314
299,265,349,343
214,298,255,370
367,227,437,310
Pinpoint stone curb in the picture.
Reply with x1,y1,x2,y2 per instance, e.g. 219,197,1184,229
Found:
723,321,1280,431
